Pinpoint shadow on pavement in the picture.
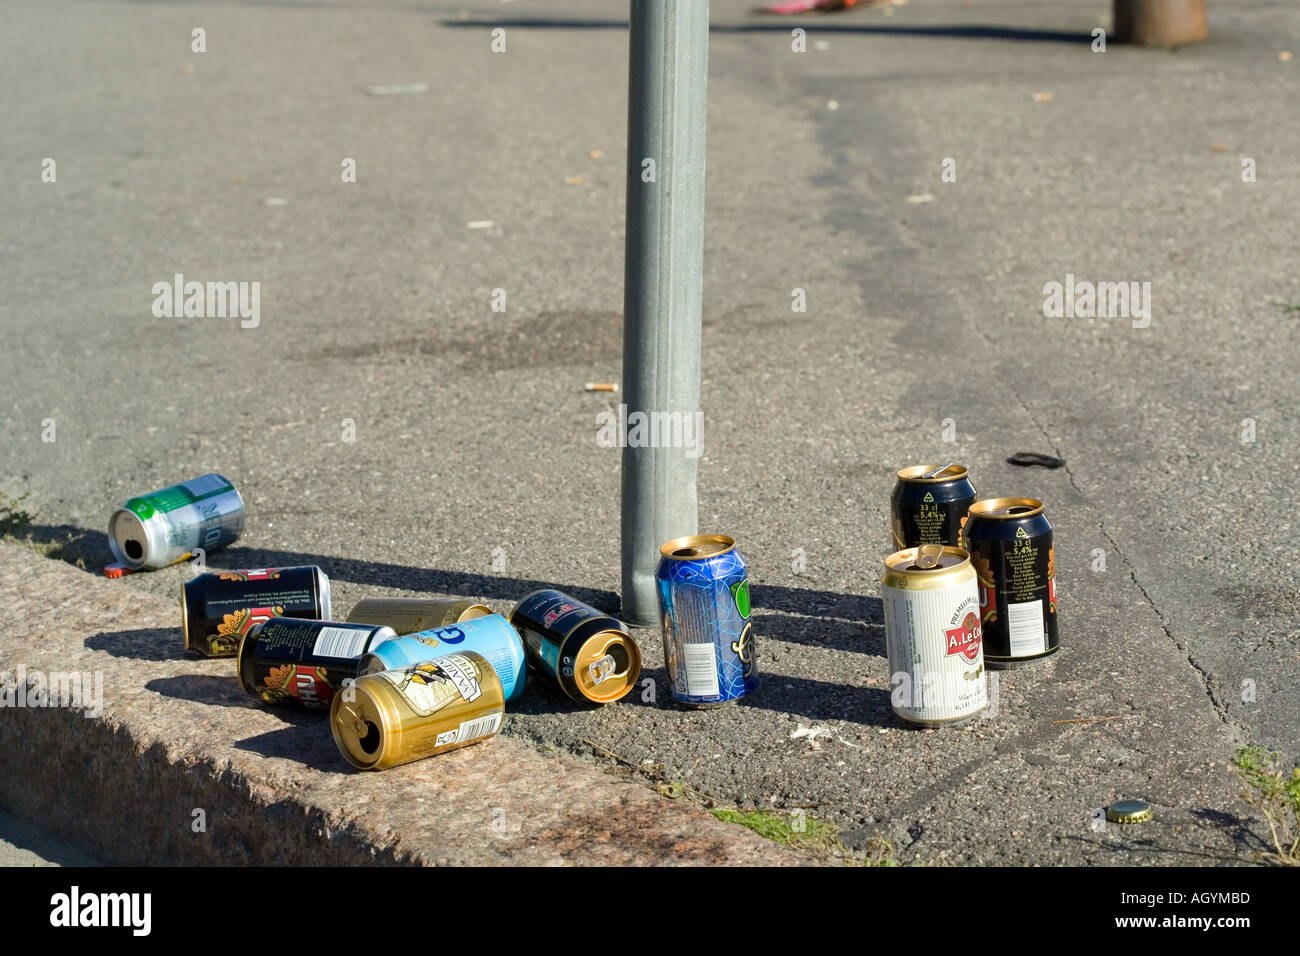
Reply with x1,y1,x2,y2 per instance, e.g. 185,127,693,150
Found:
439,17,1095,45
85,627,189,662
20,525,885,649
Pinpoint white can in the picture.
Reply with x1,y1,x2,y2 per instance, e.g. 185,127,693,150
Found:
882,544,987,727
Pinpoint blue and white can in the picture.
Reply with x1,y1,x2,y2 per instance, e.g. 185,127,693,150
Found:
359,613,526,703
656,534,757,707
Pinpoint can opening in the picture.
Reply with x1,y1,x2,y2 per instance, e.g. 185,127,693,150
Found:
358,721,381,755
124,539,144,561
672,547,704,557
1006,506,1035,515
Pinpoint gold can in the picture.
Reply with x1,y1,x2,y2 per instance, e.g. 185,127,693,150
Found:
344,597,492,636
330,651,505,771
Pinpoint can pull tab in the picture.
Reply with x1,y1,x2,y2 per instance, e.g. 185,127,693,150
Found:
915,544,943,569
338,704,368,739
588,654,617,685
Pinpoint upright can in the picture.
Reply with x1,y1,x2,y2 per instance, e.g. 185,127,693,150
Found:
108,473,245,570
882,544,987,727
656,534,756,707
359,613,526,703
890,464,977,550
237,618,396,710
962,497,1058,669
345,597,492,635
508,590,642,704
331,652,506,771
182,566,331,658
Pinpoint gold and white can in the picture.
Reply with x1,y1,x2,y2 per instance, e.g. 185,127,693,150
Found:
330,651,505,771
882,544,987,727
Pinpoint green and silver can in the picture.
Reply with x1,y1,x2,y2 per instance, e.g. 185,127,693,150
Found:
108,473,244,570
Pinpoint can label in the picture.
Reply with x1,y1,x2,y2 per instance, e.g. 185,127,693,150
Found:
378,655,503,746
968,528,1057,661
243,619,384,709
126,474,241,553
187,567,326,657
890,474,976,551
885,580,987,724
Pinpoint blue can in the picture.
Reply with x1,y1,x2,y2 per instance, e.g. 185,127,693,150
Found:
358,612,526,703
656,534,756,706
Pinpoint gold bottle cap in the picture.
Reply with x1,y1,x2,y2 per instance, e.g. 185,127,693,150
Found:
1105,799,1153,824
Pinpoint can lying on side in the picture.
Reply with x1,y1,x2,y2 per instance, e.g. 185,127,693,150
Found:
345,597,492,635
359,613,526,702
182,566,330,658
656,534,756,708
962,497,1059,669
237,618,396,710
508,590,641,704
882,544,987,727
108,473,245,570
331,652,505,771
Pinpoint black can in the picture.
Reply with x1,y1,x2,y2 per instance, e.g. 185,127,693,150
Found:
182,566,331,658
236,618,396,710
890,464,977,550
507,590,642,704
961,497,1058,669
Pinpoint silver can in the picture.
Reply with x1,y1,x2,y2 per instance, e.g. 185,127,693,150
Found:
882,544,987,727
108,473,244,570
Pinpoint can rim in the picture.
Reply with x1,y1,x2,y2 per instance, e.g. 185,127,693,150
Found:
884,545,972,574
896,464,969,483
107,507,149,569
968,497,1044,519
660,534,735,560
574,630,642,703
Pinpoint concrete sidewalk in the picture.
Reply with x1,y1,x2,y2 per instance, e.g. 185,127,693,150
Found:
0,542,801,865
1,0,1296,865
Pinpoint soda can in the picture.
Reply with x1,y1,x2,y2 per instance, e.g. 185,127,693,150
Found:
331,652,505,771
882,544,987,727
108,473,245,570
507,590,641,704
961,497,1059,669
237,618,396,710
182,566,331,658
345,597,492,635
656,534,757,708
890,464,976,551
359,613,526,703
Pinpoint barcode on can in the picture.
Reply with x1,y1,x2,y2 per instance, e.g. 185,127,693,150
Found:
682,642,720,697
457,711,502,743
1006,600,1045,657
312,626,372,659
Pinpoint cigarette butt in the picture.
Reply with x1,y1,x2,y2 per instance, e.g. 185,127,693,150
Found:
585,382,618,392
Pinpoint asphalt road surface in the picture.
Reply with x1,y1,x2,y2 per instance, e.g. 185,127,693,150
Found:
2,0,1296,864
